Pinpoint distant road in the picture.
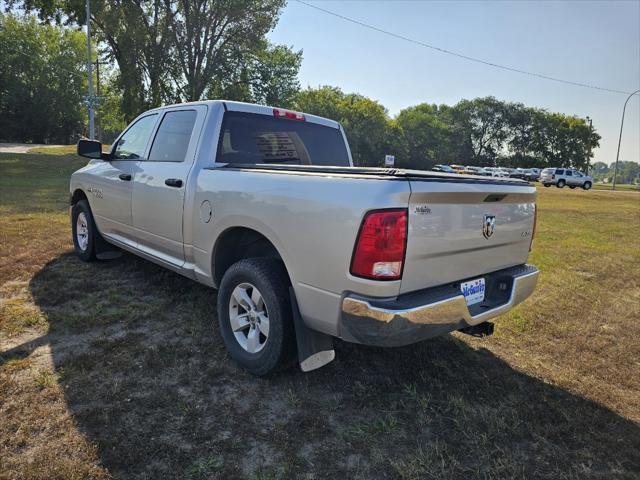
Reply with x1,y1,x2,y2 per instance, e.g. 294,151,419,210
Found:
0,143,66,153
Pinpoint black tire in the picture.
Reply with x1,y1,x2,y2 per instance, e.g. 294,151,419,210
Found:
583,181,592,190
557,180,566,188
217,258,295,376
543,183,551,187
569,185,576,189
71,199,98,262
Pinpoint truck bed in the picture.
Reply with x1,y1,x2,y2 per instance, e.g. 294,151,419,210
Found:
213,163,531,186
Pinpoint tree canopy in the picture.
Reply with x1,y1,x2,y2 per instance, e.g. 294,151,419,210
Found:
12,0,301,120
1,7,605,173
295,89,600,172
0,13,86,143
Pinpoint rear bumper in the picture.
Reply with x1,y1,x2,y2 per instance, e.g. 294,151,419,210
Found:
340,264,539,347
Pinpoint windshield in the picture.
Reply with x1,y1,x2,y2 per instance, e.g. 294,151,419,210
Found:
217,111,350,166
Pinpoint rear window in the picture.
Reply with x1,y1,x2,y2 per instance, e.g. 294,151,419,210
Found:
216,111,350,166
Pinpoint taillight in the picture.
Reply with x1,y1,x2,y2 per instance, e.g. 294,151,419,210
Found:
551,174,555,179
273,108,305,121
350,209,408,280
529,204,537,252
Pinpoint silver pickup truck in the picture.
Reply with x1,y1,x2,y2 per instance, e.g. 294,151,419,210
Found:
70,100,539,375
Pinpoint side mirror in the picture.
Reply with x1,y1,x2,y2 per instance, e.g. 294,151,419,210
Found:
77,139,104,159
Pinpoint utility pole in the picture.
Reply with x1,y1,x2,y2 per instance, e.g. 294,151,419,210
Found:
613,89,640,191
94,59,108,140
585,116,592,175
85,0,95,139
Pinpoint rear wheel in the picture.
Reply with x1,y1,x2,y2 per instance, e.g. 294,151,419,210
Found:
71,200,97,262
557,180,566,188
543,183,551,187
217,258,295,376
583,181,592,190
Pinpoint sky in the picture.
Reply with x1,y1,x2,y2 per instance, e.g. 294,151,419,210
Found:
268,0,640,165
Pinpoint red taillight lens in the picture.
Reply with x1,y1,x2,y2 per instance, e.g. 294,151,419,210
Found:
350,209,408,280
529,204,537,252
273,108,305,121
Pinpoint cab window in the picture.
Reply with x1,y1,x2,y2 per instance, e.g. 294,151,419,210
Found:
113,114,158,160
217,111,350,166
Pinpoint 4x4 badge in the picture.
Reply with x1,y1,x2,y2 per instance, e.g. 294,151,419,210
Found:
483,214,496,239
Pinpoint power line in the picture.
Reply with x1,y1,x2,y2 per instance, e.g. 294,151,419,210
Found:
294,0,633,95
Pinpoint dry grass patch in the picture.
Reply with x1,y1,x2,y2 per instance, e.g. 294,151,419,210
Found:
1,152,639,479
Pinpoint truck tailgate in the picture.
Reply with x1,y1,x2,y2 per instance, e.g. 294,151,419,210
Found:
401,178,536,294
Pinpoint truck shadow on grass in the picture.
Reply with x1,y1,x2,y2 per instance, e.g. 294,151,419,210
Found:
8,252,640,479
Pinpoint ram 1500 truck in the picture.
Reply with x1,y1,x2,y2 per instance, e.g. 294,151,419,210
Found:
71,100,539,375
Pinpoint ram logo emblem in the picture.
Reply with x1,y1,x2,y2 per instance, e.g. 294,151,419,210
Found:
483,214,496,239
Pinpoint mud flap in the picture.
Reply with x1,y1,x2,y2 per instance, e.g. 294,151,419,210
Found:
289,287,335,372
94,233,122,260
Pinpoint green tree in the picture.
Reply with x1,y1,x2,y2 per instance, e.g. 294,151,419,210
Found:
395,103,451,169
14,0,300,120
0,13,86,143
533,112,600,171
294,86,393,167
610,161,640,184
208,42,302,108
453,97,510,166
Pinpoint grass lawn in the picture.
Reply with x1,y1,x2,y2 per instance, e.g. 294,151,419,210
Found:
1,152,639,479
592,183,639,192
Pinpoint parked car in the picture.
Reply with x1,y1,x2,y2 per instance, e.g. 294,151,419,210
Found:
484,167,509,178
490,168,511,178
70,100,539,375
432,164,456,173
522,168,540,182
461,166,484,175
540,168,592,189
525,168,540,182
508,168,527,180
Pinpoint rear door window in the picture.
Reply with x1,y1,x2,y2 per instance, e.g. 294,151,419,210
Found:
217,111,350,166
565,170,572,176
148,110,197,162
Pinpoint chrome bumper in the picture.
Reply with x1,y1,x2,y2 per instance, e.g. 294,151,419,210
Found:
340,265,539,347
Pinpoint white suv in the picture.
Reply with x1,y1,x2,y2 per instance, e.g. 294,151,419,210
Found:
540,168,592,190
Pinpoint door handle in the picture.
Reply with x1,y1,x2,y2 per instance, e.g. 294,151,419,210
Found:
165,178,183,188
119,173,132,181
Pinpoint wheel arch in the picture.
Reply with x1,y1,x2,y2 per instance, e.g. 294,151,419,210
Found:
212,226,294,288
70,188,88,206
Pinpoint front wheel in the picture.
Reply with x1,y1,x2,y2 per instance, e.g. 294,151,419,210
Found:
543,183,551,187
71,199,97,262
217,258,296,376
583,181,592,190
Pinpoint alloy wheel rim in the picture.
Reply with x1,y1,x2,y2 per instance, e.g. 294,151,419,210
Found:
76,212,89,251
228,282,270,354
